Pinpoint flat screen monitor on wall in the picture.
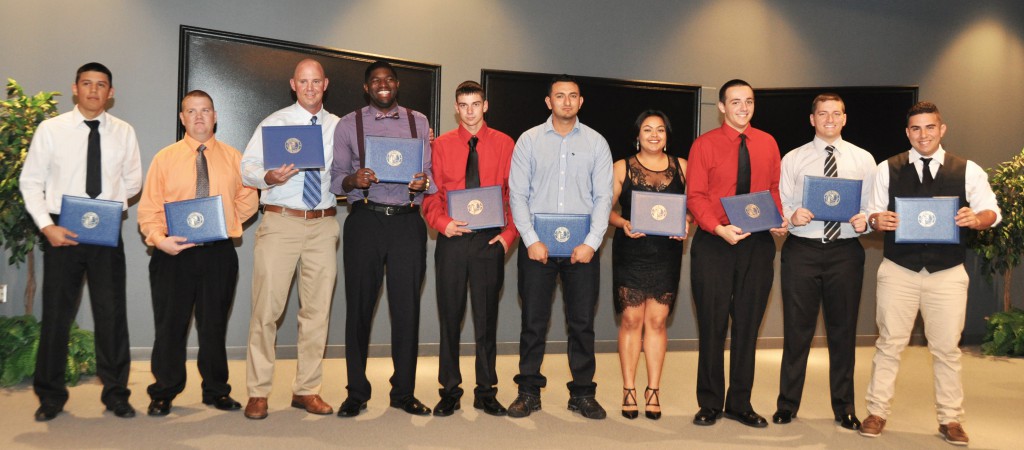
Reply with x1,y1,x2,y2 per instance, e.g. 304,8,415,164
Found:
481,70,701,162
178,25,441,153
751,86,918,162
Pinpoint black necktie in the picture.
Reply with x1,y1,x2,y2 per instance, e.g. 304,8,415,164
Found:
921,157,935,186
84,120,102,198
736,133,750,195
465,136,480,189
823,145,840,242
196,144,209,198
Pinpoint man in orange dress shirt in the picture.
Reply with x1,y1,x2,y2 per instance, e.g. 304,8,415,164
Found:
137,90,258,416
422,81,517,417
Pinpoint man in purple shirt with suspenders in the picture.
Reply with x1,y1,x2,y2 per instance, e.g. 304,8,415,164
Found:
331,60,437,418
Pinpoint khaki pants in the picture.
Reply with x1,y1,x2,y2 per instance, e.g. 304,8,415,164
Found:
246,212,339,397
865,258,968,425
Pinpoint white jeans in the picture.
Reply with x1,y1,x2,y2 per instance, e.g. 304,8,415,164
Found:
865,258,968,425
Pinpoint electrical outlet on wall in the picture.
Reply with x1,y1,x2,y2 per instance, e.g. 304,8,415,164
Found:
0,284,6,303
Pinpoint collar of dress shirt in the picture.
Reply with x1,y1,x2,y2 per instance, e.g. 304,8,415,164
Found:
813,136,845,155
72,105,107,127
718,121,745,142
183,134,217,153
367,104,401,117
909,146,946,166
456,121,490,141
542,114,580,135
294,102,326,121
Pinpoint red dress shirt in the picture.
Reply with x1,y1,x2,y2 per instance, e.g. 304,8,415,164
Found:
687,123,782,233
423,122,519,246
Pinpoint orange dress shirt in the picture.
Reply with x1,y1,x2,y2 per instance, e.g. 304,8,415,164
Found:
138,135,258,246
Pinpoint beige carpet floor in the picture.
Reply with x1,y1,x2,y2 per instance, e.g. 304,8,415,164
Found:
1,346,1021,449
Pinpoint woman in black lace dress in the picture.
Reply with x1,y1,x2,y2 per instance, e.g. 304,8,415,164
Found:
610,110,689,420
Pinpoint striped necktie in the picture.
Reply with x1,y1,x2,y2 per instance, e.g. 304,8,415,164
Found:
302,115,321,209
823,145,840,242
195,144,209,198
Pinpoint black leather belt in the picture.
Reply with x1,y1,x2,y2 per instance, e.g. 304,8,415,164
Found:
789,235,858,247
355,201,419,216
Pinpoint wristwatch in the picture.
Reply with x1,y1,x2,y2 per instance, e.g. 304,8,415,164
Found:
869,215,878,229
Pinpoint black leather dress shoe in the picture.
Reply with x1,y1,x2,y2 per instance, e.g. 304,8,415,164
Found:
692,407,722,426
34,403,63,422
724,409,769,428
147,399,172,416
835,413,861,431
390,396,431,416
473,397,508,416
507,393,541,418
203,395,242,411
107,401,136,418
432,396,460,417
337,397,367,418
772,409,795,424
567,396,607,420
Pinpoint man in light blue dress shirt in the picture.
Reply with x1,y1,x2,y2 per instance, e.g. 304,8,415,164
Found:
507,74,614,419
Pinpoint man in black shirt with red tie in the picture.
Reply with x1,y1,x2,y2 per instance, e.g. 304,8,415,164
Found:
422,81,518,417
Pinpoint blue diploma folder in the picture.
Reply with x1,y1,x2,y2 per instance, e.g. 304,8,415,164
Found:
58,195,123,247
533,213,590,258
165,195,228,244
721,190,783,233
447,186,506,230
364,135,424,183
630,191,687,237
894,197,960,244
262,125,325,169
802,176,862,222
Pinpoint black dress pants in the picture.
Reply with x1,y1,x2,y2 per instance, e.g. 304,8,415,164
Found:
343,206,427,402
34,226,130,408
513,242,599,397
690,228,775,412
435,228,505,399
777,236,864,416
147,239,237,401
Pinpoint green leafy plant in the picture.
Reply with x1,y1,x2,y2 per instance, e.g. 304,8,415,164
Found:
981,309,1024,356
0,78,60,314
0,314,96,387
969,147,1024,312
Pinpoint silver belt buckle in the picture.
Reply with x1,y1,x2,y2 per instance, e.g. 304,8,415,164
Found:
385,206,398,215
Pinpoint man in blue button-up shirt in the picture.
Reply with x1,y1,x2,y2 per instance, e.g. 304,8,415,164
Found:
507,75,613,420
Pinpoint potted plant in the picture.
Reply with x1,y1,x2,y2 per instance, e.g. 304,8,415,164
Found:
970,147,1024,356
1,78,59,314
0,79,96,384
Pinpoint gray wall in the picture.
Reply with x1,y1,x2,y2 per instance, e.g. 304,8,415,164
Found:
2,0,1023,357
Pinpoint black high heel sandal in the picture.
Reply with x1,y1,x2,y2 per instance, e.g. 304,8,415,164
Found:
645,387,661,420
621,388,638,419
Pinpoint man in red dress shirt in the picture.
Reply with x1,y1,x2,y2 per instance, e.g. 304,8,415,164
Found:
686,79,788,428
422,80,518,417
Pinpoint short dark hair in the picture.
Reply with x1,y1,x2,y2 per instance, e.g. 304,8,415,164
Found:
364,60,397,84
548,74,581,96
811,93,845,114
76,62,112,85
634,110,673,135
718,79,751,103
907,101,941,123
181,89,214,111
455,80,485,101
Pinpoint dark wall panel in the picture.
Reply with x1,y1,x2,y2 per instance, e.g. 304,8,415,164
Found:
481,70,700,162
752,86,918,161
179,26,441,152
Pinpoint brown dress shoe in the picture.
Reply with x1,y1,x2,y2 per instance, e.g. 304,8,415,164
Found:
245,397,268,420
291,394,334,415
859,414,886,438
939,422,969,446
